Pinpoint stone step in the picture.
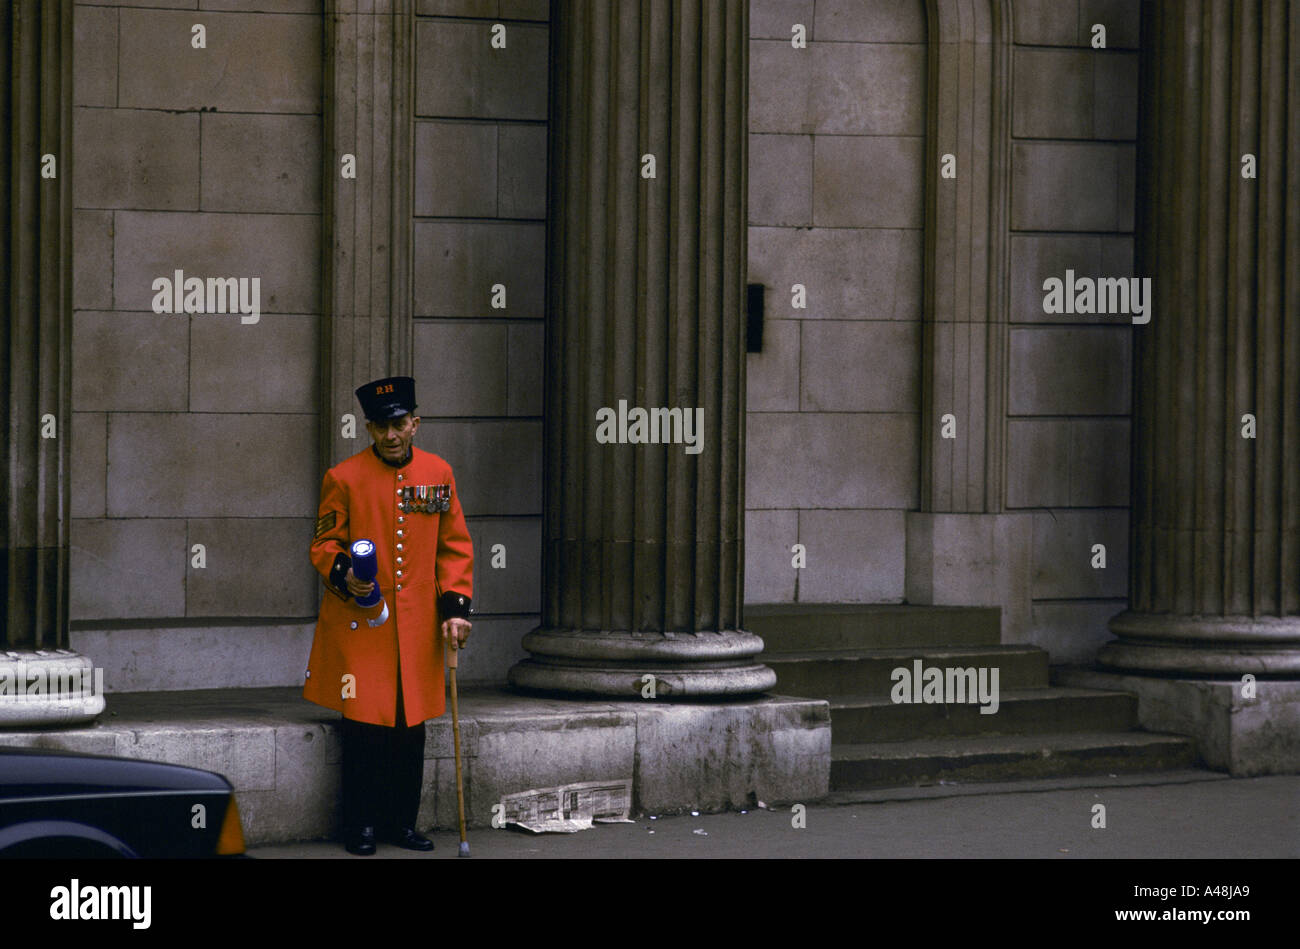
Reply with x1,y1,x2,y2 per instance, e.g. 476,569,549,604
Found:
0,686,830,845
746,604,1001,651
765,645,1049,697
819,768,1228,807
830,731,1198,790
827,687,1138,742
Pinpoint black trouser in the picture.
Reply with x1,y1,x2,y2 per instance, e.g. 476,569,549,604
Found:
339,670,426,832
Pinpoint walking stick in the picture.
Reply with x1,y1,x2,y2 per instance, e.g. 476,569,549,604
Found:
446,629,470,857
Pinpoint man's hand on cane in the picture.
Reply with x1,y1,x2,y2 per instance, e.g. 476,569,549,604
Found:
442,617,472,649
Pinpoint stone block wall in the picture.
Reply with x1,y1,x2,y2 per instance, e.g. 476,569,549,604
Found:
68,1,550,689
744,0,1141,666
410,2,548,684
1007,0,1139,661
63,0,1143,690
69,1,325,686
745,0,926,605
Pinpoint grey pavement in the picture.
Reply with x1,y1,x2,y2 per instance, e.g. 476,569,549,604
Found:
248,771,1300,859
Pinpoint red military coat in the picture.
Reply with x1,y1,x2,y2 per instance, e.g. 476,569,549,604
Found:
303,445,473,727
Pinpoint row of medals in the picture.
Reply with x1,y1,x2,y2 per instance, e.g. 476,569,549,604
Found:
401,484,451,514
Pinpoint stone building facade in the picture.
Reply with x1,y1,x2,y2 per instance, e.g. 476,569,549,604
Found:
66,0,550,689
3,0,1296,772
56,0,1142,688
744,0,1140,670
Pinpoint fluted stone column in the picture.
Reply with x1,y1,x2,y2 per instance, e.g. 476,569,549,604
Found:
508,0,774,697
1100,0,1300,675
3,1,73,650
1,1,104,725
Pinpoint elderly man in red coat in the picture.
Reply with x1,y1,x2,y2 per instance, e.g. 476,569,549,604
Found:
304,376,474,855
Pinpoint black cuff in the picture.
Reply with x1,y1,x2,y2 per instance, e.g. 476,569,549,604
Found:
328,552,353,600
438,591,472,620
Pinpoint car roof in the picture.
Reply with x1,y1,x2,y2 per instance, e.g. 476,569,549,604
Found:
0,746,231,794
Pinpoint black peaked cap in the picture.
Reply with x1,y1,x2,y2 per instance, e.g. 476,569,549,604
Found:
356,376,417,421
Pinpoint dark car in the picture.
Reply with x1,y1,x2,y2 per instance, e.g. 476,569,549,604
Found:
0,746,246,858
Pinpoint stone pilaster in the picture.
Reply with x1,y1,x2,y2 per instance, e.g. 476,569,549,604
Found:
920,0,1012,514
906,0,1034,642
1100,0,1300,675
321,1,414,469
507,0,774,697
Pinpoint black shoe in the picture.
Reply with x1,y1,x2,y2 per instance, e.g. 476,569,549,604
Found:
344,826,377,855
384,827,434,852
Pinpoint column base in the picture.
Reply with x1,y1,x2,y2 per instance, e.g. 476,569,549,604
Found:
1100,611,1300,675
508,628,777,698
0,650,106,727
1055,665,1300,776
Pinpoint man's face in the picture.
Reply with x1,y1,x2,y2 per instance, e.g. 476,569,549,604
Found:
367,413,420,463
